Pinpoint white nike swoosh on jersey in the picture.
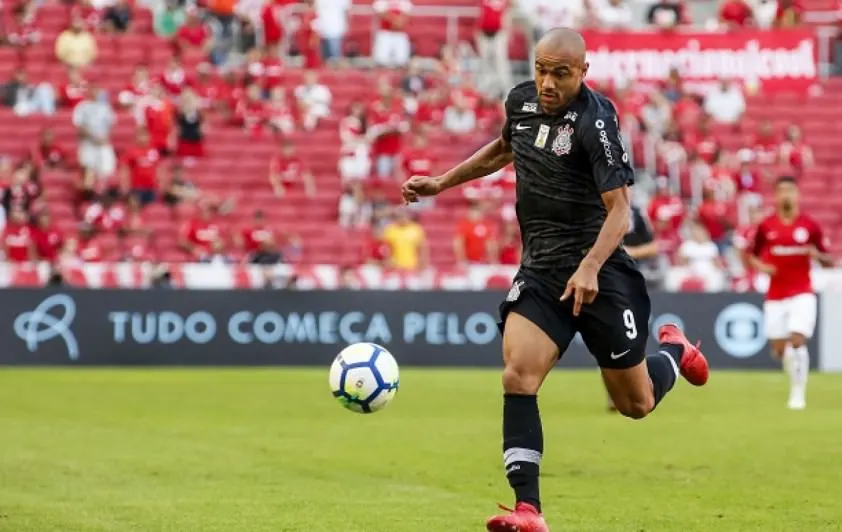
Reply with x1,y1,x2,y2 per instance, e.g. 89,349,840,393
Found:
610,349,631,360
515,124,531,130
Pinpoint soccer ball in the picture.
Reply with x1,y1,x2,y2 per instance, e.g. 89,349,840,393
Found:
329,343,400,414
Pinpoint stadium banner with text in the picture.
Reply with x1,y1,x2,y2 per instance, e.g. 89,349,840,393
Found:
0,289,819,369
582,29,817,93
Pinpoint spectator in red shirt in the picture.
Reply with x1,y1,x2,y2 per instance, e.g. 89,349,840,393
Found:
454,201,498,264
32,128,72,170
647,176,686,252
362,225,391,266
400,133,435,180
179,202,224,260
476,93,504,131
774,0,803,27
59,67,88,109
76,225,105,262
476,0,512,98
372,0,412,68
268,139,316,198
779,124,813,175
236,210,281,264
175,8,212,53
160,56,187,96
751,119,779,166
7,1,41,49
261,0,286,48
120,128,161,206
31,210,64,262
296,1,321,69
369,82,408,178
497,221,520,265
118,64,151,109
136,83,175,155
672,92,702,129
189,63,223,111
234,83,267,136
683,114,720,165
3,206,35,262
696,185,736,251
719,0,753,28
83,190,127,234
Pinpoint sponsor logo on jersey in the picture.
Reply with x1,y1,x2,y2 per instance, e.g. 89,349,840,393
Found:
521,102,538,113
534,124,550,149
564,111,578,122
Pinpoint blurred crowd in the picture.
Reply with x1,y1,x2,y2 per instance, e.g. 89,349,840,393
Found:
0,0,835,291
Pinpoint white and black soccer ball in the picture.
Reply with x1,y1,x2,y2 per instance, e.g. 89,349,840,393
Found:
329,343,400,414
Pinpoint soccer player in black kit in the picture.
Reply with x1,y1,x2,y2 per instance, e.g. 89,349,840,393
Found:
402,28,709,531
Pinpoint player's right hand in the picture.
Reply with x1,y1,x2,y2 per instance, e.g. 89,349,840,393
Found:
401,175,444,204
756,262,777,275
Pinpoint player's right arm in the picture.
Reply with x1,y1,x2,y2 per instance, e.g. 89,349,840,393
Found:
401,136,513,203
402,87,517,203
747,221,777,275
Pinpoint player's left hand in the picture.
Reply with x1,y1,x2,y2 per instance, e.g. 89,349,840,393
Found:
560,263,599,317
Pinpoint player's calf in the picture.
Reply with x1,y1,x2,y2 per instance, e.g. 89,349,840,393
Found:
499,312,560,514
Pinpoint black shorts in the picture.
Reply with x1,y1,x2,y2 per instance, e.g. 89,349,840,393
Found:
498,261,651,369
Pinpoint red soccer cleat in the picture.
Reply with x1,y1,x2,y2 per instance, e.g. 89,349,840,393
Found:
486,502,549,532
658,323,709,386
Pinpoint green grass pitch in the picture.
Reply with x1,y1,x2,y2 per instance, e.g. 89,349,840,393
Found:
1,368,841,531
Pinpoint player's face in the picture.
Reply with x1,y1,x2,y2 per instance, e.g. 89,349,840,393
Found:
775,181,799,211
533,50,587,113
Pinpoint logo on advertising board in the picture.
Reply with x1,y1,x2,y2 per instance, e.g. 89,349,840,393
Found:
714,302,765,359
13,293,80,360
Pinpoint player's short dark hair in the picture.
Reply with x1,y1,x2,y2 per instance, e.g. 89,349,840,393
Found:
776,175,798,187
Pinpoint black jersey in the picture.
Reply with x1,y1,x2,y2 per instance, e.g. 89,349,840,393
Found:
502,81,635,271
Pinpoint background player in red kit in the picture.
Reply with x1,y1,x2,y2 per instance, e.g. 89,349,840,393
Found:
748,176,835,410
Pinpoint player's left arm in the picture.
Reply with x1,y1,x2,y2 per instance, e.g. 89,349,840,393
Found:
810,221,835,267
580,112,634,271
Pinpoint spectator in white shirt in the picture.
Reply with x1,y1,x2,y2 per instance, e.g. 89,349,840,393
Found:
640,91,672,137
590,0,634,28
73,85,117,185
534,0,585,34
703,78,746,124
372,0,412,68
676,221,726,290
338,181,373,228
314,0,351,64
294,70,332,131
443,94,476,135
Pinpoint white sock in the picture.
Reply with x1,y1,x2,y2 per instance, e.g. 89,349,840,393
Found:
782,344,797,386
793,345,809,398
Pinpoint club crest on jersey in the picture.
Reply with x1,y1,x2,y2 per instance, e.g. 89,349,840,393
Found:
793,227,809,243
521,102,538,113
552,125,574,156
564,111,578,122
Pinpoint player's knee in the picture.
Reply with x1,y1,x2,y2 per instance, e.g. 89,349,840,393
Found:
616,396,654,420
501,364,542,395
790,334,806,348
